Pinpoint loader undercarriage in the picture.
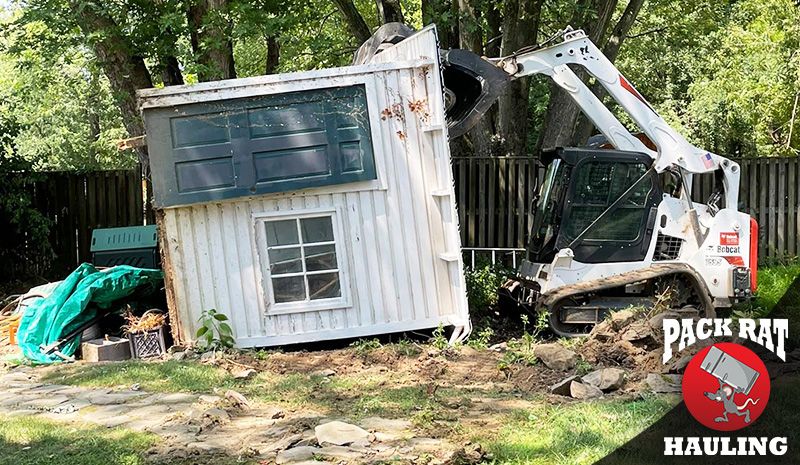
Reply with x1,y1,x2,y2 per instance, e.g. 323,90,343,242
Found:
502,271,708,337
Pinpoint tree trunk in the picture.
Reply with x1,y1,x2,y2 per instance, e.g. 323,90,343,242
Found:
188,0,236,82
73,2,153,165
265,36,280,74
572,0,647,145
496,0,544,157
375,0,404,24
159,55,184,86
422,0,458,49
332,0,372,43
535,0,619,152
484,3,502,57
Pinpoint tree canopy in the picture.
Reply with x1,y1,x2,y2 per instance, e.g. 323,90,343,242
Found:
0,0,797,171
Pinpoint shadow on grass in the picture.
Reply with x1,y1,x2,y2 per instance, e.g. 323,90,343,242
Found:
38,360,479,420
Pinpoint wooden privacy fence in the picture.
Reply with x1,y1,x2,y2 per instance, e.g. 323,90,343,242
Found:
7,168,153,279
453,156,800,264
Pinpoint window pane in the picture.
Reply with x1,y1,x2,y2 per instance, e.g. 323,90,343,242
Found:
308,273,341,300
301,217,334,243
265,219,298,246
305,244,337,271
272,276,306,303
269,247,303,274
565,160,652,242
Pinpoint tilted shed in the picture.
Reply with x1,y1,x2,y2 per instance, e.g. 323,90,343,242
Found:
137,26,470,347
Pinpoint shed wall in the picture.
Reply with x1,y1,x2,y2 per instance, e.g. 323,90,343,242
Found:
148,27,469,347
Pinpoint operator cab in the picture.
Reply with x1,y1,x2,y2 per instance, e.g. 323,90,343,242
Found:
525,147,662,267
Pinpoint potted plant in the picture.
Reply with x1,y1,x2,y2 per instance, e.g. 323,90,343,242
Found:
124,309,168,358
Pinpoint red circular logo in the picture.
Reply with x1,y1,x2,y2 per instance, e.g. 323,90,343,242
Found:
682,342,770,431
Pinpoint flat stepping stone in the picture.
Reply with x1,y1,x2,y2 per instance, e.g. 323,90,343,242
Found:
18,395,70,409
155,393,198,404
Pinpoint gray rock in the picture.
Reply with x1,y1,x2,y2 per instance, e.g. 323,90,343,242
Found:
311,369,336,377
646,373,682,393
668,355,693,374
198,395,222,404
620,322,659,349
489,342,508,352
611,310,636,330
233,368,257,379
276,446,318,464
316,445,365,461
590,320,615,341
582,368,626,391
172,351,187,361
550,375,580,396
202,407,230,423
570,381,603,399
200,351,215,361
359,417,412,432
224,389,251,409
534,344,577,371
315,420,370,446
648,311,680,331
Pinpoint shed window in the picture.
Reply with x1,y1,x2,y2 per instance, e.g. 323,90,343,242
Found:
256,211,348,313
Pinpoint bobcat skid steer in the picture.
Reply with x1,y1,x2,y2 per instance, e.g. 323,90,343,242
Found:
361,24,758,336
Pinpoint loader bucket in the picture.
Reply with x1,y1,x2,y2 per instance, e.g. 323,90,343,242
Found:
354,23,512,139
440,49,511,138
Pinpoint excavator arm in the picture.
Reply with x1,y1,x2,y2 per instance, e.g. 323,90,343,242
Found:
486,27,741,208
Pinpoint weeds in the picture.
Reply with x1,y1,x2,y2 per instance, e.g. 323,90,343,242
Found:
431,324,449,350
390,338,422,357
350,338,382,357
466,326,495,350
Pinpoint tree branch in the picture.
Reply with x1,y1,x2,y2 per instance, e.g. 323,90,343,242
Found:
331,0,371,43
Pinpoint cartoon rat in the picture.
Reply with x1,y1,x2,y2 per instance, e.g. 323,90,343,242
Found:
704,378,759,423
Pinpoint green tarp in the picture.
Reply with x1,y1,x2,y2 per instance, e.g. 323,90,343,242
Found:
16,263,163,363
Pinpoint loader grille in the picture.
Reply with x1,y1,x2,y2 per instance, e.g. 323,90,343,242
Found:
653,233,683,261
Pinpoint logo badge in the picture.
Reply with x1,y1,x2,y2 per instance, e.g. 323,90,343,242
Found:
682,342,770,431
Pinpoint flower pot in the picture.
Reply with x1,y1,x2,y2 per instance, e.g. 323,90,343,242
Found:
128,325,167,359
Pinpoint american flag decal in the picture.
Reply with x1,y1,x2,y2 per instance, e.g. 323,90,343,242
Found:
702,152,714,169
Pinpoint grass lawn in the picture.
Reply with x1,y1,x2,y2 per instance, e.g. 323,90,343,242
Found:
478,395,678,465
0,414,157,465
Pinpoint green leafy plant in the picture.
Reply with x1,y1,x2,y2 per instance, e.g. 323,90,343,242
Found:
464,265,508,310
391,338,422,357
350,338,382,357
196,309,234,350
467,326,495,350
431,324,449,350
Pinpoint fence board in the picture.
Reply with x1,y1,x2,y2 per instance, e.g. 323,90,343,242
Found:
3,167,151,279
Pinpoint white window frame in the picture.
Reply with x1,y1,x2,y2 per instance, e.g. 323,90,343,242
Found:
253,207,351,315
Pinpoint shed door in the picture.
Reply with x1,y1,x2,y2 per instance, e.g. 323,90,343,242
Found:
144,85,377,208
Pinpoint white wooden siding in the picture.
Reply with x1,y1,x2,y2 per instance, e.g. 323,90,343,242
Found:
149,26,470,347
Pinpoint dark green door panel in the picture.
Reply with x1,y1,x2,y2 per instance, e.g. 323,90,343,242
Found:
144,85,377,208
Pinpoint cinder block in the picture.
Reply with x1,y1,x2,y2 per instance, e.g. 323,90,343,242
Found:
81,337,132,362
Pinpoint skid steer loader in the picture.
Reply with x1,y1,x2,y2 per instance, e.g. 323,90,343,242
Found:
360,25,758,336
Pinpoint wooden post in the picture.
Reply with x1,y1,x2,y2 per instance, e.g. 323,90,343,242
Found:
155,209,185,346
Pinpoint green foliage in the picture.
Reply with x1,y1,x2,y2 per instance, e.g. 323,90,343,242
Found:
390,337,422,357
466,326,495,350
0,10,136,170
350,337,382,357
464,265,508,311
430,324,449,350
618,0,800,158
195,309,235,350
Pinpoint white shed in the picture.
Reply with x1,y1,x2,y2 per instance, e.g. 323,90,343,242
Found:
137,26,470,348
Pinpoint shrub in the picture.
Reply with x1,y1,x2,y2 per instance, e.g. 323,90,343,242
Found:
464,265,508,311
